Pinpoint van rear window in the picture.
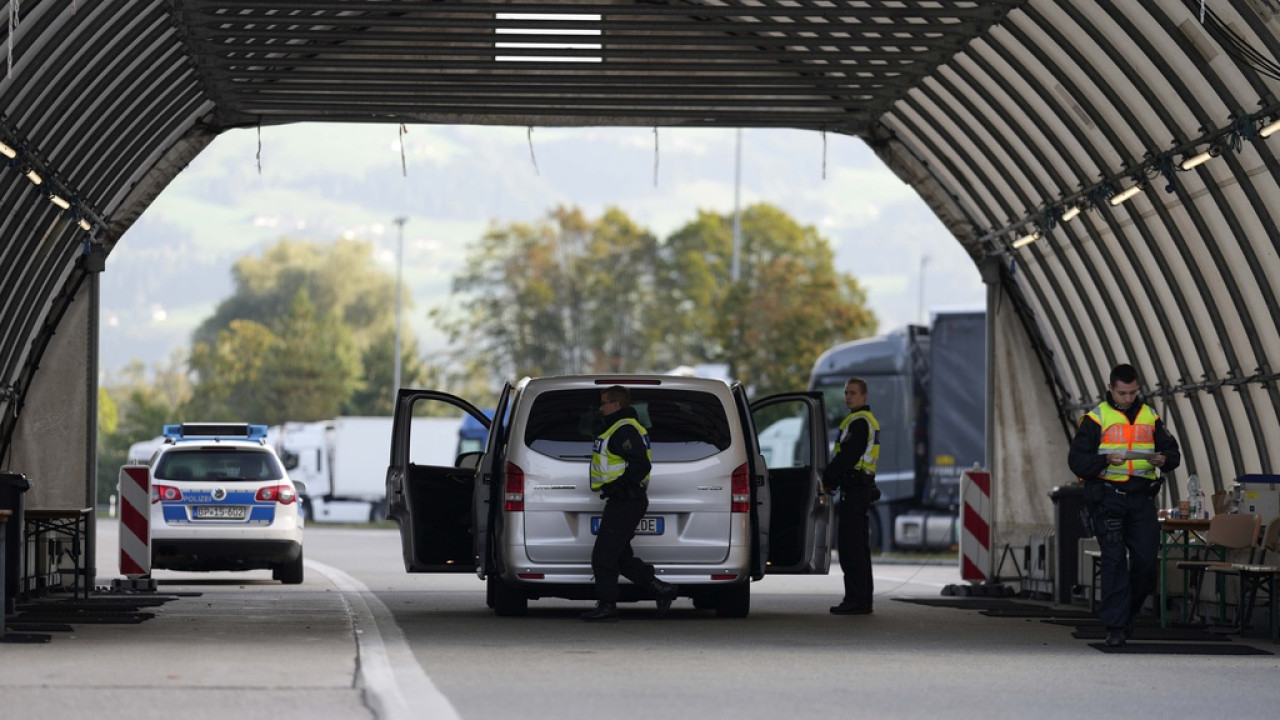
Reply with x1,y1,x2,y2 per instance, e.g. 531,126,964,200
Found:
524,389,732,462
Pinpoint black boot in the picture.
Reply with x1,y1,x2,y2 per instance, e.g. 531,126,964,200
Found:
651,579,678,618
581,603,619,622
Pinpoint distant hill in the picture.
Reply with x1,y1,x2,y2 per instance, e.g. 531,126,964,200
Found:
99,124,983,376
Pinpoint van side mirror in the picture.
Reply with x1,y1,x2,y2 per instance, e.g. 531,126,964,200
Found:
456,451,483,470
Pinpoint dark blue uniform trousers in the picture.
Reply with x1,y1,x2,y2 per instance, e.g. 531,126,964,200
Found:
1092,484,1159,630
591,495,657,604
837,496,873,608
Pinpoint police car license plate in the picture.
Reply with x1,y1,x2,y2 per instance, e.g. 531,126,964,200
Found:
590,516,664,535
195,506,246,520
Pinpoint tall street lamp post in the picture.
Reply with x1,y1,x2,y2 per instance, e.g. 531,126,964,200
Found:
393,216,407,408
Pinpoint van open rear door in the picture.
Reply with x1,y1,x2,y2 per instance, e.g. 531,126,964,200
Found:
387,388,492,573
750,392,832,574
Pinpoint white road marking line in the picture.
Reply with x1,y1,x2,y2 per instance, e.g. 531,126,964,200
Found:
309,560,461,720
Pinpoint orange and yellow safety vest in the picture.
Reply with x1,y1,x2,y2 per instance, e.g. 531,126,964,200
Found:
1085,402,1158,483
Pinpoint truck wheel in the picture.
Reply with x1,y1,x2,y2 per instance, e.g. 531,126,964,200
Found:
868,512,884,553
275,550,304,585
714,583,750,618
490,575,527,617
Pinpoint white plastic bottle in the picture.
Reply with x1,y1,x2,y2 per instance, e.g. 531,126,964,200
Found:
1187,474,1204,519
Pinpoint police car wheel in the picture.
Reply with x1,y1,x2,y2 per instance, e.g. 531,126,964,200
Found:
275,550,305,585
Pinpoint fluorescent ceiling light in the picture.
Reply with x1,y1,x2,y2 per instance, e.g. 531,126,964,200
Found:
0,140,15,159
78,218,92,231
1109,185,1141,206
1061,206,1081,222
24,168,43,185
1012,232,1039,249
495,12,602,62
1180,151,1212,170
50,194,71,210
1261,118,1280,138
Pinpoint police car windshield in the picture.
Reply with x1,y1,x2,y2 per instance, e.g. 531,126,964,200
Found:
524,389,731,462
154,448,284,482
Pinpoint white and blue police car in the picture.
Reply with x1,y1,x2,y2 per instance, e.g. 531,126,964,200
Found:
148,423,305,583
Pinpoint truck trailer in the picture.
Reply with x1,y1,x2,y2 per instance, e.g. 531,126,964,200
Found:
808,310,986,551
279,415,462,523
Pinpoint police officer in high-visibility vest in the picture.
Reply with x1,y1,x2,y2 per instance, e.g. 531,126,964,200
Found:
1068,363,1180,647
822,377,880,615
581,385,678,622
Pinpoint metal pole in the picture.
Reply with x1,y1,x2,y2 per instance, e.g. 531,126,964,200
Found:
731,128,742,283
917,253,930,324
393,217,406,407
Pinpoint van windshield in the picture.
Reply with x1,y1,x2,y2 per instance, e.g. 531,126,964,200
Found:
524,389,732,462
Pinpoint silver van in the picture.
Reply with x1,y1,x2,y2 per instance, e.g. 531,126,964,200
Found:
386,375,831,617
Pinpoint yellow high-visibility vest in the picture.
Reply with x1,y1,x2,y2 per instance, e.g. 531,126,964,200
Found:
834,409,880,475
590,418,651,491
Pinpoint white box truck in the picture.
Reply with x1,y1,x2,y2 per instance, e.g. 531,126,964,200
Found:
280,415,461,523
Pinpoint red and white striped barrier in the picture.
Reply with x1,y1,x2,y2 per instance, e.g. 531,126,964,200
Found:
960,468,991,582
118,465,151,578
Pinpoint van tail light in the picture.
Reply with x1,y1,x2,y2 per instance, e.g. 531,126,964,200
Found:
152,484,182,504
731,464,751,513
504,462,525,511
256,484,297,504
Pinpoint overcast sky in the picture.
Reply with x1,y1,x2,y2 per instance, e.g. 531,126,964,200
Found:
101,124,985,375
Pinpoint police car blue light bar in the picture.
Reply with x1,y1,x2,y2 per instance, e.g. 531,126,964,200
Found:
163,423,268,441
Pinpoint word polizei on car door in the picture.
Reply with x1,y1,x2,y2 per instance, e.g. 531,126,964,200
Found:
147,422,306,584
386,375,833,617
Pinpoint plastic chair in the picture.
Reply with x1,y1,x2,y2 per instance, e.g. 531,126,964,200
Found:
1206,516,1280,639
1175,512,1261,623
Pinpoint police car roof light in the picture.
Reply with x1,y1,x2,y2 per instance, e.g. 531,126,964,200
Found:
163,423,268,442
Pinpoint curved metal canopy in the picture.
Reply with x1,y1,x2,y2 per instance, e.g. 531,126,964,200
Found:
3,1,1279,505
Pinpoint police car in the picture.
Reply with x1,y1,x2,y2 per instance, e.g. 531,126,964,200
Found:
148,423,305,584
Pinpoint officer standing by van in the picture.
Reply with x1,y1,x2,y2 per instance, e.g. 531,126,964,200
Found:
1068,363,1180,647
582,385,678,622
823,376,880,615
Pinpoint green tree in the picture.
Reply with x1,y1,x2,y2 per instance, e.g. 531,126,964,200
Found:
438,203,874,396
344,327,437,416
186,318,280,422
96,354,191,504
188,289,362,424
257,289,362,424
438,205,659,380
185,236,441,421
673,203,877,397
193,238,398,352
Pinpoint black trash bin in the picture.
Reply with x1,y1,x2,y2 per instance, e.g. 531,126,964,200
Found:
1,472,31,614
1049,483,1089,606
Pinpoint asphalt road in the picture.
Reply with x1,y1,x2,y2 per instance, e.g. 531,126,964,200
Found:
2,521,1278,720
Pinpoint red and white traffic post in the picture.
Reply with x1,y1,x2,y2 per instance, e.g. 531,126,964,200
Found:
115,465,156,591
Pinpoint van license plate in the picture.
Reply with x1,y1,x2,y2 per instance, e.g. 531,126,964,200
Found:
591,516,664,535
